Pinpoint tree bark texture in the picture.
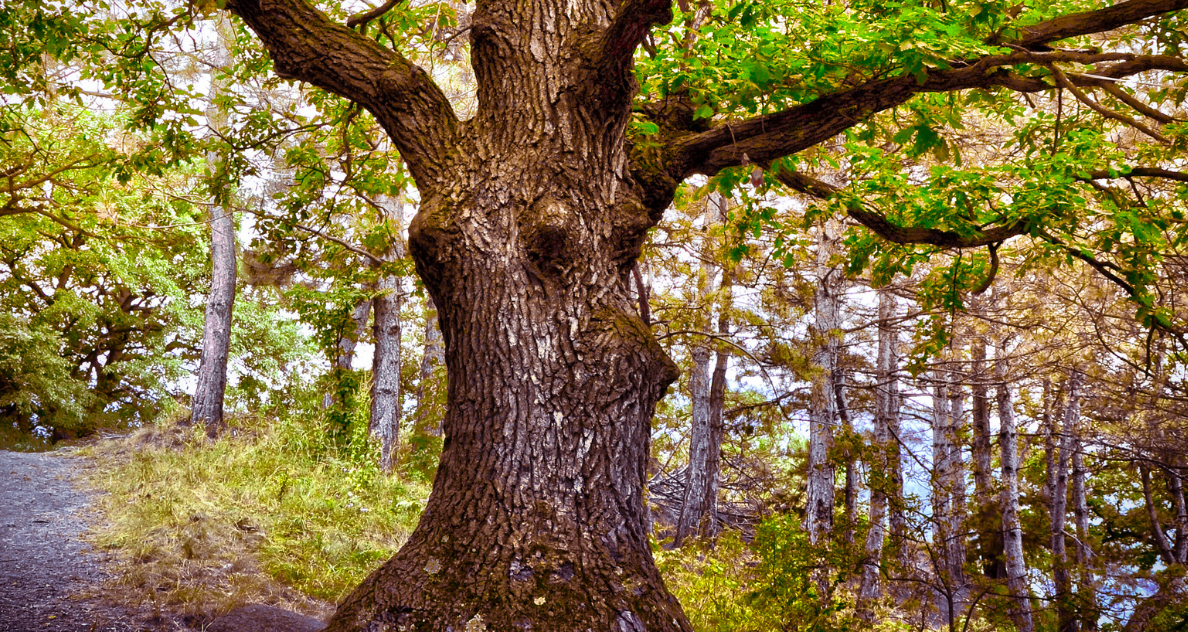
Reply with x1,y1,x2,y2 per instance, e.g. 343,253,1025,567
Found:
190,15,238,439
995,347,1035,632
856,287,901,621
805,223,842,545
369,199,407,474
839,371,857,546
413,296,446,437
370,274,402,474
674,196,730,545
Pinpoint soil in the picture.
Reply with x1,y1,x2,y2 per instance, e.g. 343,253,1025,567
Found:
0,449,186,632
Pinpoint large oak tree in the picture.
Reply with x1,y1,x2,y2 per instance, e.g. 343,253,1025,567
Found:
220,0,1188,628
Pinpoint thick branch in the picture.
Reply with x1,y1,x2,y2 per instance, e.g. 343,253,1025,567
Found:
223,1,457,184
654,0,1188,182
1013,0,1188,50
602,0,673,70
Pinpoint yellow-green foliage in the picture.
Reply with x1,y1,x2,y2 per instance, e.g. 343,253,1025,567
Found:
657,517,916,632
656,531,764,631
81,413,430,620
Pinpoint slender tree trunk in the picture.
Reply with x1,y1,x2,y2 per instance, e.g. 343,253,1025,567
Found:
323,296,373,409
1140,464,1177,565
856,288,900,620
675,304,728,545
369,200,407,474
947,375,968,596
371,274,402,473
1071,433,1098,630
1052,373,1081,632
805,223,841,545
412,296,446,437
882,294,908,570
970,335,1004,579
995,346,1035,632
839,371,857,546
932,366,969,626
190,16,238,439
675,196,721,546
1044,377,1057,513
1169,457,1187,564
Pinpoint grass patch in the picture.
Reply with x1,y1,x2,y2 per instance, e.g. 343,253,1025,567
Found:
80,413,431,622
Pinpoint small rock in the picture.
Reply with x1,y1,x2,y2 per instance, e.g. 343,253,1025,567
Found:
205,605,326,632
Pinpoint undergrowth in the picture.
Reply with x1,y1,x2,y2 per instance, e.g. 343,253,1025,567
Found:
80,408,431,623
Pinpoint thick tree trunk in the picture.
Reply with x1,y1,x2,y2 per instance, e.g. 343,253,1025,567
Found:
230,0,694,626
856,287,900,620
412,296,446,437
805,223,841,545
190,16,238,439
1052,372,1081,632
995,346,1034,632
331,176,688,631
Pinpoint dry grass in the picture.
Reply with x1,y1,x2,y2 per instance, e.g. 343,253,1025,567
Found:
78,414,431,625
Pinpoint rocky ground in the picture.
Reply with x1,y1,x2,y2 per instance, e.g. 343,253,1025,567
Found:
0,450,184,632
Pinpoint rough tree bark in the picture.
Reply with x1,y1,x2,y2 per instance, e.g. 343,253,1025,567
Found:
412,296,445,437
805,222,842,545
370,275,401,473
856,287,901,620
221,0,1188,626
675,194,730,546
995,344,1035,632
190,15,238,439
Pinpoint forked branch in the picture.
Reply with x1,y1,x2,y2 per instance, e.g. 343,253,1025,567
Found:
224,0,457,184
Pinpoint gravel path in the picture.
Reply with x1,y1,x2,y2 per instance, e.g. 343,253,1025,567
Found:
0,450,156,632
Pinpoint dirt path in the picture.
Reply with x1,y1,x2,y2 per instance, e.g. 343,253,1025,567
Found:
0,450,161,632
